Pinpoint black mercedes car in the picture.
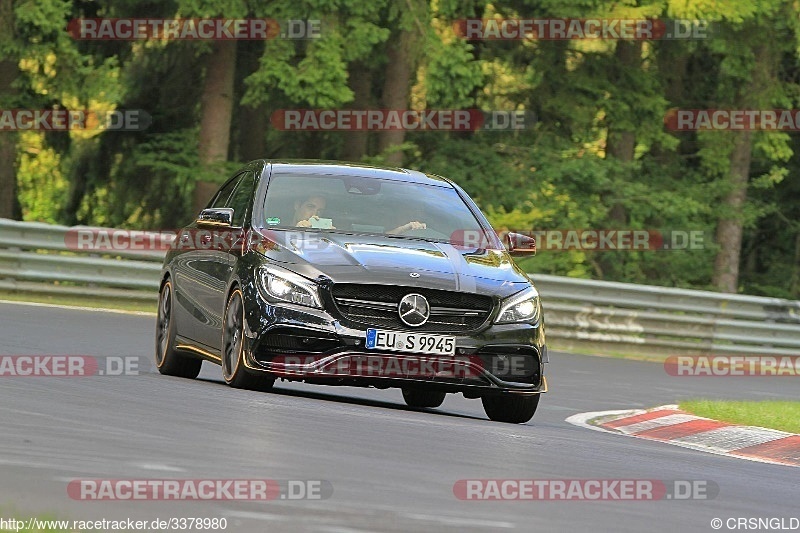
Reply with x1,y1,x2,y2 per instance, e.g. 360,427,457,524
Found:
155,160,547,423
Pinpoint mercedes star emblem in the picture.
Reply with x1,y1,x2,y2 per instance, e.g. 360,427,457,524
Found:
398,293,430,327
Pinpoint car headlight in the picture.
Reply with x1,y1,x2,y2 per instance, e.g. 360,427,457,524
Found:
259,266,322,308
495,287,540,324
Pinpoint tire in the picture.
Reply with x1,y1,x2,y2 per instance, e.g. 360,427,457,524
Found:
222,288,274,391
402,389,446,408
481,394,540,424
155,280,202,379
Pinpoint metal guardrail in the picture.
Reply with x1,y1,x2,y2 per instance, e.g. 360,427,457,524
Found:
1,218,798,357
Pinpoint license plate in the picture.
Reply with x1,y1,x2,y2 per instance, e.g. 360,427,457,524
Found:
365,328,456,356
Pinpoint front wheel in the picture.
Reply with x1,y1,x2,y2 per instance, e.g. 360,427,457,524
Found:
155,280,202,379
402,389,446,408
481,394,540,424
222,288,274,391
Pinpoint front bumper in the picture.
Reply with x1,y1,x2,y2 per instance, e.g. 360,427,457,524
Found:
240,283,548,396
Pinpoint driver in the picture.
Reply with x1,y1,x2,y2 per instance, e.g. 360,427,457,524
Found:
293,195,335,229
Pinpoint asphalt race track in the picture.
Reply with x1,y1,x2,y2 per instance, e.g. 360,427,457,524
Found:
0,301,797,532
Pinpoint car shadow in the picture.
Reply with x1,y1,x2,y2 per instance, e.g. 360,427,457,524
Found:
195,375,487,422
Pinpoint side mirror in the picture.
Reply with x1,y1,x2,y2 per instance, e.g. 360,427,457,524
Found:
505,232,536,256
197,208,234,228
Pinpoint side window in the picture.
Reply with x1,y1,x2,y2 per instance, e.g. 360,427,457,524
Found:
208,174,244,209
226,172,255,227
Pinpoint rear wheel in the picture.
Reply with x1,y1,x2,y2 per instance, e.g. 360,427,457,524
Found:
481,394,540,424
155,280,202,378
222,289,274,391
402,389,446,408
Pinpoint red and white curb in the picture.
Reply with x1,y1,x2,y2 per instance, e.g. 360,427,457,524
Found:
566,405,800,468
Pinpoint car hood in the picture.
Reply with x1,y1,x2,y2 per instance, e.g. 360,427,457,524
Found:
255,230,532,296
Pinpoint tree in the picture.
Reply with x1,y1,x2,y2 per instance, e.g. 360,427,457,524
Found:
0,0,20,219
700,11,793,292
177,0,247,213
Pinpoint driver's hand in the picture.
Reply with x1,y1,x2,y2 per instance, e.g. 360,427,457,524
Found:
388,220,426,235
403,221,426,232
297,216,336,229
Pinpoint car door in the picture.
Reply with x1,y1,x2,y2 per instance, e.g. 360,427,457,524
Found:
205,169,256,338
173,174,244,350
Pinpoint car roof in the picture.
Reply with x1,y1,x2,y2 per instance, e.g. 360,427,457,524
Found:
252,159,453,188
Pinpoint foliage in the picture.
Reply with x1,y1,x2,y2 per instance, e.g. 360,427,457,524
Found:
5,0,800,297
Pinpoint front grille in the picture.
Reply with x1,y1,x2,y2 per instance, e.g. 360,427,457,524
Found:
330,284,494,333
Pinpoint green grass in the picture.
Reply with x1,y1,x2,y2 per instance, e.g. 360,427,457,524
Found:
680,400,800,433
548,343,670,362
0,290,156,314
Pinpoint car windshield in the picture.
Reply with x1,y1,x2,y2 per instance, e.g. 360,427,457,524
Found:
259,173,489,245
